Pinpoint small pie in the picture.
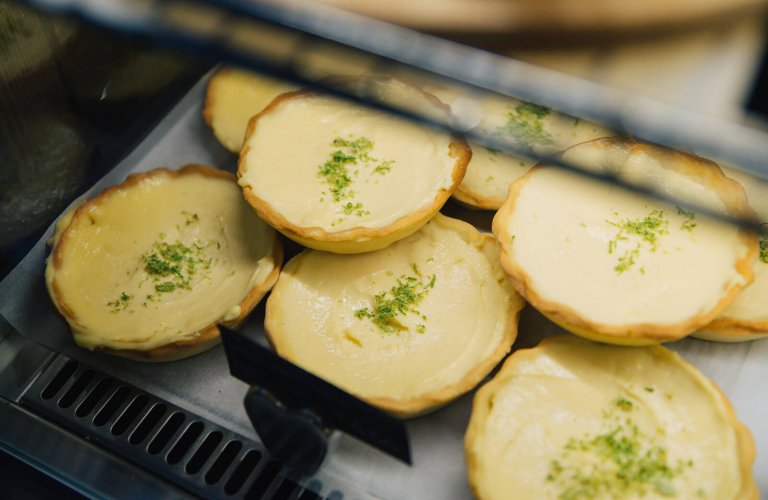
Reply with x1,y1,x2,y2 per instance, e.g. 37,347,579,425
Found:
237,81,471,254
264,214,523,417
465,335,757,500
46,165,283,361
423,87,611,210
697,167,768,341
203,67,296,153
493,138,756,344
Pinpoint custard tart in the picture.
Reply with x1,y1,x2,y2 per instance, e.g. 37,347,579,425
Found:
424,88,611,210
465,335,757,500
203,67,296,154
697,167,768,341
46,165,282,361
265,214,523,417
238,85,470,253
493,138,756,345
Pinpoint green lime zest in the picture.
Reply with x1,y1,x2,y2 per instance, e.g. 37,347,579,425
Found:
546,393,692,499
354,266,436,334
143,236,215,294
317,136,395,223
107,291,132,312
676,206,696,231
607,210,669,274
501,102,553,147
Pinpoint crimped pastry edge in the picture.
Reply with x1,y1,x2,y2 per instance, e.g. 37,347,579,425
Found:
237,88,471,254
46,164,284,362
492,138,758,345
464,335,757,500
265,213,524,417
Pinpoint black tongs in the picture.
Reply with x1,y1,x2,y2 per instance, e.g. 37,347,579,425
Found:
220,327,411,477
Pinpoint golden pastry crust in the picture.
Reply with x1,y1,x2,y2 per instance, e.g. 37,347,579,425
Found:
695,168,768,342
237,89,471,254
465,335,757,500
452,128,610,211
265,214,523,417
492,138,757,345
696,315,768,342
203,67,296,154
46,165,283,362
416,85,611,211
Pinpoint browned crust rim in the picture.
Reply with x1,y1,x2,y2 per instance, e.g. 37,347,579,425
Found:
492,138,758,343
696,314,768,341
201,68,232,132
452,181,505,210
237,89,471,249
47,164,284,361
464,335,758,500
203,67,295,155
265,214,524,418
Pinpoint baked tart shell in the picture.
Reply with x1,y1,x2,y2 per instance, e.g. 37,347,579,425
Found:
265,214,523,417
492,138,757,345
465,335,757,500
46,165,283,362
238,90,471,254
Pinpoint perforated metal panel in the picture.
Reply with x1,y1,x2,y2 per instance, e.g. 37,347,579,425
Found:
20,355,322,500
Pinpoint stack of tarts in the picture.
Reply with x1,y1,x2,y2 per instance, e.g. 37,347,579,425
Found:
225,73,524,415
467,137,759,499
205,75,760,495
46,68,761,500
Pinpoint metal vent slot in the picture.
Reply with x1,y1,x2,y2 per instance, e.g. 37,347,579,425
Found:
246,460,282,499
225,449,261,494
112,395,149,436
272,478,303,500
58,369,95,409
129,403,166,445
206,440,242,485
76,378,113,417
93,386,130,427
40,360,77,400
185,431,223,475
20,355,342,499
148,412,185,455
167,421,204,465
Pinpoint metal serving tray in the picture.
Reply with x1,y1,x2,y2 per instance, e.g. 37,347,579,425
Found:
1,72,766,498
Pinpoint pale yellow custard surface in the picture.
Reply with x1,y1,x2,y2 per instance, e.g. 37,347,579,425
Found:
465,336,757,500
493,138,756,344
238,90,469,253
203,67,296,153
698,168,768,341
46,166,281,359
265,214,523,416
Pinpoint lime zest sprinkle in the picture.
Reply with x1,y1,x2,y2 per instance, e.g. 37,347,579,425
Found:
676,206,697,231
546,393,692,499
354,265,436,334
181,210,200,225
107,291,132,312
501,102,553,147
607,210,669,274
142,236,216,295
317,136,395,223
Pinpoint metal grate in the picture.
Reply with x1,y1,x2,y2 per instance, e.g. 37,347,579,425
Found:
20,355,323,499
